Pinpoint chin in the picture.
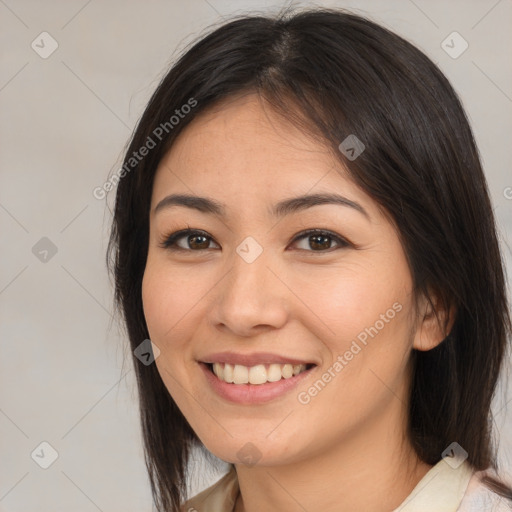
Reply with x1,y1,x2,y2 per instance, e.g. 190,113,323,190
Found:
201,437,300,468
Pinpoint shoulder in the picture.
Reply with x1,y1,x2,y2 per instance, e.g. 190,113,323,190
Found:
457,470,512,512
180,467,239,512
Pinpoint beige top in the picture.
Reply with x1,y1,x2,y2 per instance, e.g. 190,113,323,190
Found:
181,460,511,511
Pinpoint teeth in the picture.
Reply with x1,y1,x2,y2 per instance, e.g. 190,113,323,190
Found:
248,364,267,385
213,363,224,380
223,363,234,383
282,364,293,379
233,364,249,384
267,364,282,382
211,362,308,384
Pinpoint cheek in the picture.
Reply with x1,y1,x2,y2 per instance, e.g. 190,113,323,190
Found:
140,267,193,402
293,262,410,351
141,263,200,409
141,259,199,346
307,269,415,410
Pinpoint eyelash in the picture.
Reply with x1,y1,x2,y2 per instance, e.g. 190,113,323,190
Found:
158,228,351,254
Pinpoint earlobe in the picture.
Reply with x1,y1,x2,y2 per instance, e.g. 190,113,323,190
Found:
412,294,456,352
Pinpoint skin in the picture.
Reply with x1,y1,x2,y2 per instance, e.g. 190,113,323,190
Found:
141,93,451,512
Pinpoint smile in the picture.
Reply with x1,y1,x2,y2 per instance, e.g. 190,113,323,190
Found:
209,362,312,385
200,359,317,404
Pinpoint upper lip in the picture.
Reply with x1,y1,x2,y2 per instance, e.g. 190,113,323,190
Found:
200,351,317,367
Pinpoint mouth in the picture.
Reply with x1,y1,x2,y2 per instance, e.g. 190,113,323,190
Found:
198,352,318,404
205,362,316,385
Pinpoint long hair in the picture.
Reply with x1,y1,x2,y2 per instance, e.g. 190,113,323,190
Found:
107,8,512,511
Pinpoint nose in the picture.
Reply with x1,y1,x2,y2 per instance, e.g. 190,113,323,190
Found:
209,248,289,337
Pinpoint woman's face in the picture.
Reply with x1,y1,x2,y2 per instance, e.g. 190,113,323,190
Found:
142,93,428,467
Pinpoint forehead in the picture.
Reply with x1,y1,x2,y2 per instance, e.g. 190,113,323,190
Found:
150,94,372,217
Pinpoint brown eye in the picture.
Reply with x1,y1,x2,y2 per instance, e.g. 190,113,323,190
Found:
291,229,349,252
159,228,350,253
159,229,219,251
185,233,210,250
309,234,333,250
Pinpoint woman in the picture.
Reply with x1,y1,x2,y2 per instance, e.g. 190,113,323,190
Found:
108,8,512,511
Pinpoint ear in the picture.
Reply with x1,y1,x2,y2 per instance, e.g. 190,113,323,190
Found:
412,292,456,351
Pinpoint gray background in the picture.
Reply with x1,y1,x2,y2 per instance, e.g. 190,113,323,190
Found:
1,0,511,510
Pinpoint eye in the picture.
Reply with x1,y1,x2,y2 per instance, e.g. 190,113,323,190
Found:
159,229,219,251
159,228,350,253
290,229,350,252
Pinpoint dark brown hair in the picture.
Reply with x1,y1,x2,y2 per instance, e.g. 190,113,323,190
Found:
107,8,512,511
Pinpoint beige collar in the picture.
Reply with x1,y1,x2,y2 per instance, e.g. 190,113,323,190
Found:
182,459,474,512
393,459,473,511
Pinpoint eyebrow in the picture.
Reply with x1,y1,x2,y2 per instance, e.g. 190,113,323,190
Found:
154,193,369,220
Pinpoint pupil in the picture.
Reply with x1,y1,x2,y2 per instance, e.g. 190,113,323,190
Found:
190,235,209,249
310,235,330,250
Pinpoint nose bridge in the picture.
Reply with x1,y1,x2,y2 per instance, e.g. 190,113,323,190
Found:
226,238,272,304
211,237,288,333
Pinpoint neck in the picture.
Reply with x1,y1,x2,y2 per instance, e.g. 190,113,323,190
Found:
233,400,431,512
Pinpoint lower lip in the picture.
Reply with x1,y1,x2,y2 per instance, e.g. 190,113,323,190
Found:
199,363,316,404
